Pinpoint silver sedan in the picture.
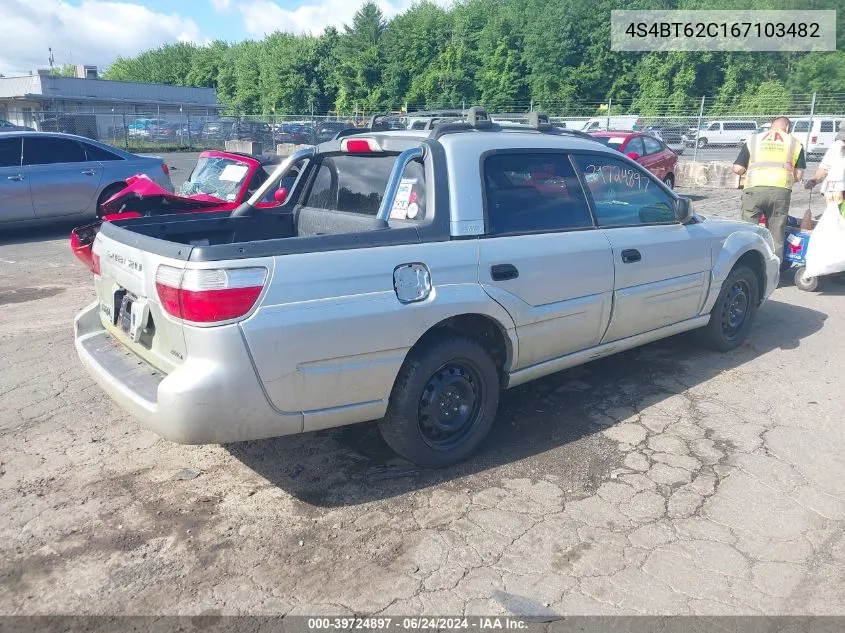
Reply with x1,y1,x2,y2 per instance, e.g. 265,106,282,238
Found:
0,131,173,228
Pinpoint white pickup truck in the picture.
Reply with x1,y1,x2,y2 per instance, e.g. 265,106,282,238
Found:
74,108,780,468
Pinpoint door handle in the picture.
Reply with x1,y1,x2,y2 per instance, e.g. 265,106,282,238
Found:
491,263,519,281
81,169,96,176
621,249,641,264
7,174,23,181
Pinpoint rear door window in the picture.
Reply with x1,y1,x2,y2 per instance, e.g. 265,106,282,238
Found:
820,120,834,133
82,142,122,161
0,137,22,168
23,136,86,165
642,136,663,155
625,137,645,156
483,152,593,235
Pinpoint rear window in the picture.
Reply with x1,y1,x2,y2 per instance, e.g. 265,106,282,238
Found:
593,136,629,151
793,121,810,133
820,121,834,133
302,154,426,219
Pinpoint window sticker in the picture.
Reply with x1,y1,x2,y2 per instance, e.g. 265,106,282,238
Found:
390,178,417,219
219,164,249,182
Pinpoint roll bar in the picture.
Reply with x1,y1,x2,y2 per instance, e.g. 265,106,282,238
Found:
231,146,316,217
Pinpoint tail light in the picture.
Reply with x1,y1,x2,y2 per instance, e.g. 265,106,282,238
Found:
92,252,101,276
758,215,768,228
811,136,818,144
162,162,170,176
340,137,382,153
155,265,267,323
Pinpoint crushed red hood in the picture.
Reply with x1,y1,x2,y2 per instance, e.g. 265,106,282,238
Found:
100,174,228,218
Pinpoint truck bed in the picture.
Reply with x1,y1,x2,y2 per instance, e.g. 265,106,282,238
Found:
99,207,421,262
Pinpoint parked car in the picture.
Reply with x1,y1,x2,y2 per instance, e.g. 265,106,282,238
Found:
688,120,757,148
590,130,679,188
175,121,204,142
70,150,298,270
127,118,167,138
0,118,35,132
645,125,686,154
581,116,642,132
274,123,314,144
74,107,779,469
790,118,845,157
201,119,274,147
0,131,172,229
314,121,355,143
149,123,181,143
38,114,99,140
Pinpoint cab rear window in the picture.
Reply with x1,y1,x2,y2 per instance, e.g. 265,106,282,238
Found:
302,154,426,220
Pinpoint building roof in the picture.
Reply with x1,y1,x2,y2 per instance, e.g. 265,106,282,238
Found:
0,74,219,107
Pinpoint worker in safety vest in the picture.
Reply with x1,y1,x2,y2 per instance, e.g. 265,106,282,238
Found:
733,116,806,259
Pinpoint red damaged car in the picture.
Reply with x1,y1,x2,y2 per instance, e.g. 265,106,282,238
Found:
70,150,298,270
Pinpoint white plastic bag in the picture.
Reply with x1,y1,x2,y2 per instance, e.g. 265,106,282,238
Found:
804,202,845,277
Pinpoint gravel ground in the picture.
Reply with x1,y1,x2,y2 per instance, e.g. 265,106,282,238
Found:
1,163,844,618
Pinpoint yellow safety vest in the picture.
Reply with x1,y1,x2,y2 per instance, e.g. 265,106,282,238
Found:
745,130,802,189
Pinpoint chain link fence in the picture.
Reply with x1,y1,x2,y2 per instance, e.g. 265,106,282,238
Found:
3,93,843,161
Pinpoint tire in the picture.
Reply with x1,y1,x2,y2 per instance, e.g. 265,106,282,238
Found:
794,266,818,292
699,265,760,352
96,182,127,218
663,174,675,189
697,137,708,149
379,333,500,469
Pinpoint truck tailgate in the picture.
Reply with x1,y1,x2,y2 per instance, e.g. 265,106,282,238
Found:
91,231,188,374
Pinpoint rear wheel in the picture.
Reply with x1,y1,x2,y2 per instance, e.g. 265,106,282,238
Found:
663,173,675,189
794,266,818,292
379,334,500,469
699,265,759,352
96,182,127,218
697,137,708,149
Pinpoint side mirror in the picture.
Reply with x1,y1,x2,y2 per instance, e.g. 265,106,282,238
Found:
675,197,694,223
273,187,288,204
626,152,640,160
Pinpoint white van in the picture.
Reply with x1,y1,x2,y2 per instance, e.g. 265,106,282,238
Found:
692,121,758,148
581,115,641,132
790,118,844,156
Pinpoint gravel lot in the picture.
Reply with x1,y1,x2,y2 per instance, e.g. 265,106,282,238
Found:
2,159,844,617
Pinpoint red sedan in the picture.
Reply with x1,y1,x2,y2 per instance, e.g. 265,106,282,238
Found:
70,150,297,270
589,131,679,189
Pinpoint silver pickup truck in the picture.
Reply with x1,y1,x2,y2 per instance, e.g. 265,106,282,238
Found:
74,108,780,468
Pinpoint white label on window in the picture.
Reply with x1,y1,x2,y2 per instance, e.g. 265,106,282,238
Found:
390,178,417,220
609,137,626,143
219,164,249,182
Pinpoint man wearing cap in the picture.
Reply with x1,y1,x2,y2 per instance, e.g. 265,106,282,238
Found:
733,116,806,259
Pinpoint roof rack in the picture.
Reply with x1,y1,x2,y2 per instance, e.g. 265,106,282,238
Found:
430,106,601,144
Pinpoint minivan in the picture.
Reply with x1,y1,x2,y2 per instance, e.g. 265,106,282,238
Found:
690,121,758,148
790,118,844,156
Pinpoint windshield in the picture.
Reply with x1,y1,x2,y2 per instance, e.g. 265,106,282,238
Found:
593,136,627,151
179,156,251,202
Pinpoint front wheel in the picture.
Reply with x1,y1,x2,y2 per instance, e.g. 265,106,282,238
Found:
699,265,760,352
379,334,500,469
794,266,818,292
697,137,708,149
663,174,675,189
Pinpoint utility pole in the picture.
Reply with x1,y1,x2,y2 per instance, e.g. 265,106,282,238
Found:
606,98,612,130
805,92,816,152
48,48,55,73
693,95,706,163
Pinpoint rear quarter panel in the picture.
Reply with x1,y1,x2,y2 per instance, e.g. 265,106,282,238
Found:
239,240,517,420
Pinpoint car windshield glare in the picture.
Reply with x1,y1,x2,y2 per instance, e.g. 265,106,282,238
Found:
180,156,250,201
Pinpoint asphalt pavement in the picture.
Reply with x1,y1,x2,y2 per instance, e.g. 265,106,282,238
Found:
1,157,843,619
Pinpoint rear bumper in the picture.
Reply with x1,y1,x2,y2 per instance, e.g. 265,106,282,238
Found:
763,249,781,301
74,301,303,444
